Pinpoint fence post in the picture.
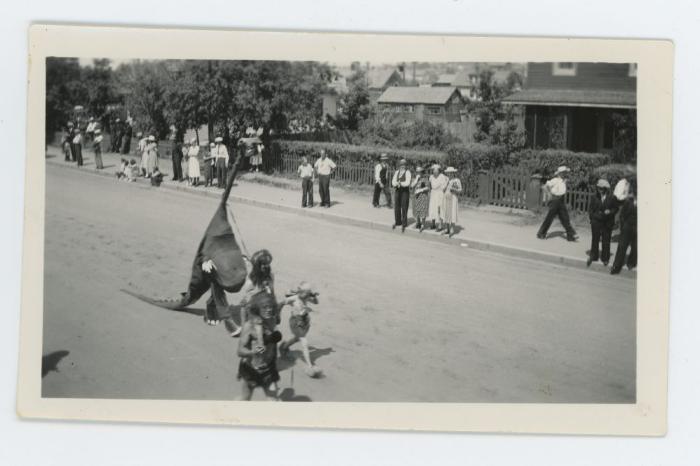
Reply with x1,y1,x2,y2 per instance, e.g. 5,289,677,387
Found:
477,170,490,205
526,174,543,212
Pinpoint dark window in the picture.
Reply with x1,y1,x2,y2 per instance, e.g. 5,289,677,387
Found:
603,119,615,149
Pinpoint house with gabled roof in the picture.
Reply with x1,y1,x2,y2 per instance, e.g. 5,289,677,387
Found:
377,86,466,123
367,68,404,104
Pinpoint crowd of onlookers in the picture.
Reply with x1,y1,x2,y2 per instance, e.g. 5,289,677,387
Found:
59,119,637,274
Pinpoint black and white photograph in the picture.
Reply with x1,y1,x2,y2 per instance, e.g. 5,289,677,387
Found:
17,25,672,434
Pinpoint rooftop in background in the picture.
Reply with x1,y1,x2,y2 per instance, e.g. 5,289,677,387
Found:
377,86,463,105
502,88,636,109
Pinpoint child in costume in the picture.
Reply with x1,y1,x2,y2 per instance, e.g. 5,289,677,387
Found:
278,282,322,378
236,292,282,401
224,249,276,337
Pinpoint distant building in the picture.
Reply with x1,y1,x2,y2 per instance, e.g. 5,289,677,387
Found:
367,68,405,104
502,62,636,154
377,86,466,123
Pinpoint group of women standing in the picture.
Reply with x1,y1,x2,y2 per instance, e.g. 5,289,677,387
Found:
410,164,462,237
137,134,160,178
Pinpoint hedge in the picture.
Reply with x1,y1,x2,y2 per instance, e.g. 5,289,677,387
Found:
270,140,447,167
510,149,612,184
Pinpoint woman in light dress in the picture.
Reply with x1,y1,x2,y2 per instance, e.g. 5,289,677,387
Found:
187,138,201,186
428,164,448,231
145,135,159,177
442,166,463,237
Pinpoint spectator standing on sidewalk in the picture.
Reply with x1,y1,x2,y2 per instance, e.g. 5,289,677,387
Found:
428,164,448,231
586,179,618,267
411,165,430,231
314,149,336,208
610,179,637,275
298,156,315,207
536,166,578,242
72,128,83,166
111,118,122,153
120,119,133,155
85,117,97,142
391,159,412,233
214,137,229,188
442,167,463,237
187,138,201,187
137,132,148,176
372,153,392,208
145,135,159,177
93,129,104,169
203,142,216,187
171,137,184,182
63,122,74,161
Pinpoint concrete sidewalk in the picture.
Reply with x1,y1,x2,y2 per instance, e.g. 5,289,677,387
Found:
44,146,634,277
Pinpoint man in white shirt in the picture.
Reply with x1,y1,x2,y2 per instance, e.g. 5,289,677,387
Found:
314,150,336,207
214,136,229,188
536,166,577,241
298,156,315,207
85,117,97,142
391,159,412,232
372,153,393,208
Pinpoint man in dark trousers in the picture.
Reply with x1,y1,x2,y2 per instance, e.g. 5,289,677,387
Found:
120,120,133,155
63,122,75,161
372,153,393,208
610,179,637,275
72,128,83,166
536,166,578,242
172,137,184,181
111,118,123,153
313,149,336,207
587,179,618,267
391,159,412,233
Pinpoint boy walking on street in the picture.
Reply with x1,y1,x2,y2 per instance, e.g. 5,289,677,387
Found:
537,166,577,242
298,156,314,207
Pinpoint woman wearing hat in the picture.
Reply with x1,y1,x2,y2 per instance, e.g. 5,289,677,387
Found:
391,159,412,232
92,129,104,169
410,165,430,231
145,135,159,177
187,138,201,186
587,178,618,267
442,167,462,237
537,166,578,242
428,164,448,231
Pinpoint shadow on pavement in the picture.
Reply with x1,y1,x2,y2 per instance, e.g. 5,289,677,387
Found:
279,387,312,402
42,350,70,377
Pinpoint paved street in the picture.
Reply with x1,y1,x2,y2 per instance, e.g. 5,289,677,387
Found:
42,164,636,402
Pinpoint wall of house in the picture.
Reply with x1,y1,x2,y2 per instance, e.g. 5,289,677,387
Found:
525,63,636,91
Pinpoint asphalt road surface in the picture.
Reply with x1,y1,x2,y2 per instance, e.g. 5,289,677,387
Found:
42,165,636,402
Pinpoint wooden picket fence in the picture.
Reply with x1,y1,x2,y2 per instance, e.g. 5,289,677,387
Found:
481,167,531,210
479,167,595,214
266,151,380,185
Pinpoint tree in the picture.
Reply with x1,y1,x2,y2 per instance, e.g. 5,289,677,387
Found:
45,57,87,138
114,60,171,139
334,68,371,130
81,59,119,120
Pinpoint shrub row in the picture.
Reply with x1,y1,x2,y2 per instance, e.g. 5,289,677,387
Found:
509,149,612,183
590,163,637,188
270,140,447,166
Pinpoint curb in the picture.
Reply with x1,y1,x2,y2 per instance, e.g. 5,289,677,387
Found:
46,158,636,279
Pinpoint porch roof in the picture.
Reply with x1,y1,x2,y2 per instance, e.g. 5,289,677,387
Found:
502,88,636,109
